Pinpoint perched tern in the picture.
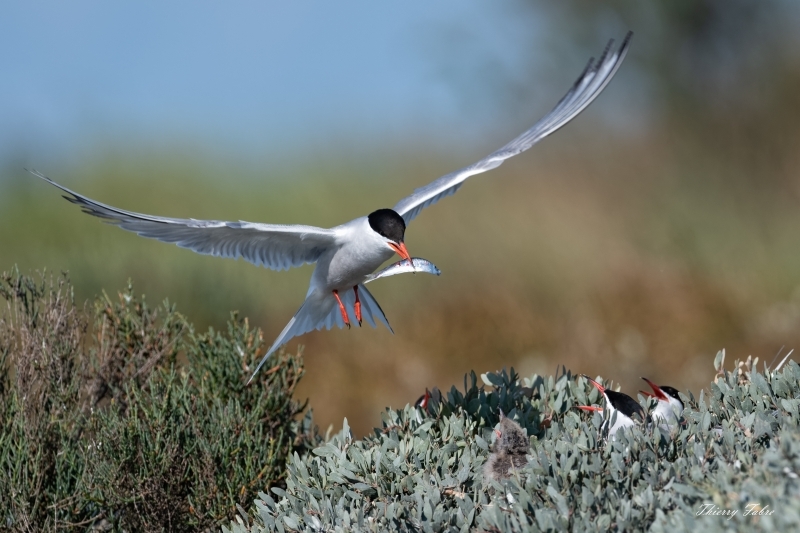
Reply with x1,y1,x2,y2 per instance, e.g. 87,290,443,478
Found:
414,388,433,411
640,377,684,429
29,33,631,383
579,376,644,438
413,387,440,423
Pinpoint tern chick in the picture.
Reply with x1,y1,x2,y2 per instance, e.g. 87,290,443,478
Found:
483,411,530,482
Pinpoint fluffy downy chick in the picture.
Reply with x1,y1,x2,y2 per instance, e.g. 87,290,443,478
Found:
483,412,530,482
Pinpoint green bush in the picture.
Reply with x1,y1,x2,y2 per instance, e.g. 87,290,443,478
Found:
4,266,800,532
0,268,312,532
226,360,800,532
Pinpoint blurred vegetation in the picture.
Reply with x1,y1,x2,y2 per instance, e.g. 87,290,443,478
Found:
2,2,800,436
227,357,800,532
0,269,312,531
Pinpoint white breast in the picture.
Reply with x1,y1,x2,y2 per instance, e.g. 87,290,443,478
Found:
607,407,636,439
311,217,395,293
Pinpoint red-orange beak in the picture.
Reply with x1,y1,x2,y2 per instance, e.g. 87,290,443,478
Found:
641,377,668,401
577,405,604,413
418,388,431,410
388,241,412,262
582,375,606,394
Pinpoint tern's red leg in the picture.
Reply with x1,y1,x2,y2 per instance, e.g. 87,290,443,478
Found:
353,286,362,326
332,290,350,329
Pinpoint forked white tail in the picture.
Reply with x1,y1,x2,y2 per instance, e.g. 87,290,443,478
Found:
247,284,392,384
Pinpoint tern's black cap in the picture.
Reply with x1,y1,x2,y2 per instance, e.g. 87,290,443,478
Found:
368,209,406,243
659,386,682,404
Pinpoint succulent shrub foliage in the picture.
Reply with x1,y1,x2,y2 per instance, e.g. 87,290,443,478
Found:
228,358,800,532
0,268,309,532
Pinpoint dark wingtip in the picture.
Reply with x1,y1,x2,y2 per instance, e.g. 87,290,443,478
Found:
616,31,634,60
622,30,634,46
26,168,50,183
596,39,614,67
599,30,633,67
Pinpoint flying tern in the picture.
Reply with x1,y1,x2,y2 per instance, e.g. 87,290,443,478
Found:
30,33,631,383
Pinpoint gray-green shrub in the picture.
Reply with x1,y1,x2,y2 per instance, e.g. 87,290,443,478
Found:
227,361,800,532
0,268,311,531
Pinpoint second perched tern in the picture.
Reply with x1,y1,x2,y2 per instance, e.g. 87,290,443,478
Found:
579,376,644,438
29,33,631,383
640,377,684,428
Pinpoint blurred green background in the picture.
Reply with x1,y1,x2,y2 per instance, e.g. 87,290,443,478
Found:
3,1,800,435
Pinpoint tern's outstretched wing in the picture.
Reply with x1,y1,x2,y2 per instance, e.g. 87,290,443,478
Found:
393,32,632,225
30,170,337,271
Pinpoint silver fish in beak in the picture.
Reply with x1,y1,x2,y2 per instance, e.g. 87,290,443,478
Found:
364,257,441,283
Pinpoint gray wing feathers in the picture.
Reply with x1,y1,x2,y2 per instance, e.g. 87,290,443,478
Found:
29,170,337,271
357,284,393,333
247,285,392,383
393,32,632,224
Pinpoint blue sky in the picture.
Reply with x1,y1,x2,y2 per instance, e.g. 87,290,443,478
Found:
1,2,639,169
1,3,497,159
